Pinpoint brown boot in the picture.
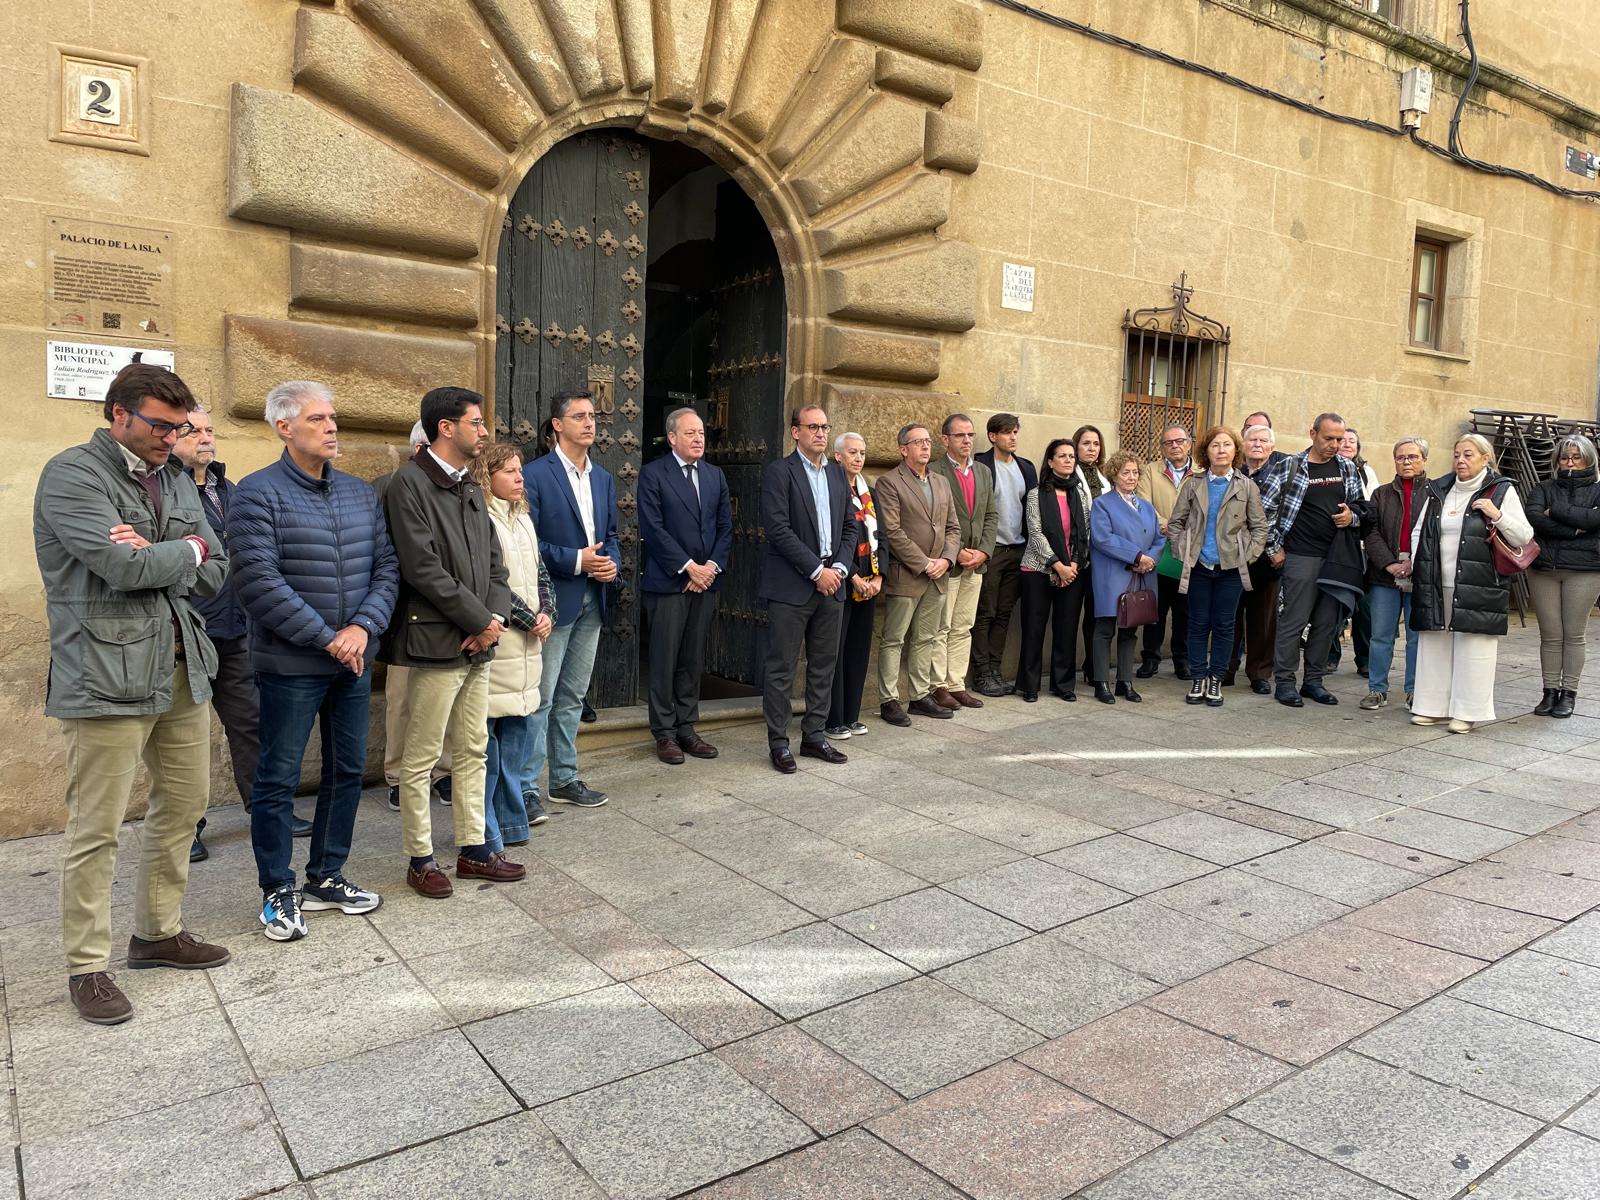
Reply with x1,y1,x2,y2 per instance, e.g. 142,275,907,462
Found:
70,971,132,1025
930,687,963,711
456,852,527,883
949,689,984,709
127,930,231,970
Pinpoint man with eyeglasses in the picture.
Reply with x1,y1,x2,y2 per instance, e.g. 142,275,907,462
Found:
759,405,857,772
523,389,619,806
382,387,524,898
35,363,233,1024
1136,424,1196,680
1360,437,1431,711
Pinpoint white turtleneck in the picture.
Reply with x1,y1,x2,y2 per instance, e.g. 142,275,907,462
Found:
1439,470,1532,583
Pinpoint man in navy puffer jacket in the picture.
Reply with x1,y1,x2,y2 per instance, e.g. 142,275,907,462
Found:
228,381,399,943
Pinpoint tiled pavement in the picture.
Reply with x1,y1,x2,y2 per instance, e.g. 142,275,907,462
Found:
2,624,1600,1199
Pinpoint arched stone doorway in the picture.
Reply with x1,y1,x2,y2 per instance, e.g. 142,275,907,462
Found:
495,129,785,705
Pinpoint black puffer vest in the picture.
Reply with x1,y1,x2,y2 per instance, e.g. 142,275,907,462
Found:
1410,471,1513,637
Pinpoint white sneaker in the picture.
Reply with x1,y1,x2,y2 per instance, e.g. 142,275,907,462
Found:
1410,715,1445,726
1448,719,1474,734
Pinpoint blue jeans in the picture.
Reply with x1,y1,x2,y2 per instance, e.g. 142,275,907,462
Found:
1186,564,1244,680
485,714,533,850
251,669,372,894
1367,585,1417,694
528,589,601,791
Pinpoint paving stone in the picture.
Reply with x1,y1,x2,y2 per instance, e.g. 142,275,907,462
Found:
671,814,840,877
227,961,451,1079
632,875,813,957
1252,922,1483,1007
1354,996,1600,1120
942,798,1112,854
714,1025,902,1136
1128,811,1298,865
19,1084,296,1200
1471,768,1598,808
1352,808,1524,860
1150,960,1398,1065
1489,831,1600,880
541,901,689,980
409,926,613,1024
1021,1005,1291,1135
538,1054,814,1200
1238,842,1420,906
941,857,1130,930
832,887,1030,972
312,1111,605,1200
1345,887,1558,959
1234,1051,1542,1200
868,1060,1164,1200
1552,811,1600,843
1415,790,1578,835
1309,762,1459,805
1366,747,1506,786
1463,719,1596,754
1030,782,1188,831
1532,911,1600,968
704,922,915,1020
1314,830,1461,876
1152,868,1352,943
1043,833,1217,894
465,982,702,1106
1083,1117,1405,1200
1565,1094,1600,1139
13,1005,251,1141
628,961,782,1047
800,976,1041,1097
366,885,540,959
749,845,925,917
935,933,1162,1036
1054,897,1263,985
690,1127,963,1199
852,824,1025,882
1449,950,1600,1039
1422,860,1600,920
210,913,397,1003
1469,1129,1600,1200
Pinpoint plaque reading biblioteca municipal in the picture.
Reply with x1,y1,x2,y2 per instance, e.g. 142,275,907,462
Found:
46,216,174,342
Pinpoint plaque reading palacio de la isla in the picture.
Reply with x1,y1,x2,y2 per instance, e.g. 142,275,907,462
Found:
46,216,174,342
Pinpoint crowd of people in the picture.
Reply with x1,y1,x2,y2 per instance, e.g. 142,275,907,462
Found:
34,362,1583,1026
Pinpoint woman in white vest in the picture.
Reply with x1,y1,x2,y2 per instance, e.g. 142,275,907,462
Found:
470,442,556,849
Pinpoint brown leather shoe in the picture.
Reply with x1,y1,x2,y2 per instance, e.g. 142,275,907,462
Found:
677,733,719,759
909,696,954,719
950,689,984,709
70,971,132,1025
880,700,911,727
456,852,527,882
655,736,685,765
407,860,453,899
127,930,231,970
931,687,963,711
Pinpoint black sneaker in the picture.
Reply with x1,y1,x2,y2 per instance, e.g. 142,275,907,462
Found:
1205,677,1223,707
434,776,453,806
386,786,401,812
974,673,1008,698
548,779,608,807
302,874,382,915
1186,679,1206,705
580,700,598,724
524,793,550,826
189,834,208,863
291,816,313,838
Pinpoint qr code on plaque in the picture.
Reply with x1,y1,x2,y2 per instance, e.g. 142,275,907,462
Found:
102,312,121,330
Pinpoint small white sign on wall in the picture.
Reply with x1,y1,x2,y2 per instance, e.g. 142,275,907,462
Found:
47,340,175,402
1001,262,1035,312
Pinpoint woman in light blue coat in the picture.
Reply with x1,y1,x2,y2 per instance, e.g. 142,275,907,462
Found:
1089,450,1165,704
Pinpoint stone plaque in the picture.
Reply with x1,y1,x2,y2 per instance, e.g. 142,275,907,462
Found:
1001,261,1035,312
47,341,176,403
48,46,150,156
47,217,175,341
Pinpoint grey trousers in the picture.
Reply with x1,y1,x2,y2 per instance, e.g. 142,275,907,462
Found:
645,589,716,740
1274,552,1343,688
763,592,843,748
209,636,260,808
1092,617,1139,685
1527,568,1600,689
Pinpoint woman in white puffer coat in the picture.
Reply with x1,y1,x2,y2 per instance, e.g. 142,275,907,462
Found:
471,442,556,849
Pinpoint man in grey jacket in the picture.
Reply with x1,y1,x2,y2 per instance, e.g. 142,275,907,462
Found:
34,363,233,1025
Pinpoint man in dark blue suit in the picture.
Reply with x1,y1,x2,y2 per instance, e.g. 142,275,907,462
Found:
759,404,857,774
522,390,619,808
638,408,732,765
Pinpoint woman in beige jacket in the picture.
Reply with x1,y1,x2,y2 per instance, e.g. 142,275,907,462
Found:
1165,426,1267,707
471,443,556,849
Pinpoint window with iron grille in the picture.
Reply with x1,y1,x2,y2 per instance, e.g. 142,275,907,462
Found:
1120,275,1231,463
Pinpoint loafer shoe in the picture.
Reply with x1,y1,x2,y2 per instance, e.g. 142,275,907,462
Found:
1300,684,1339,705
1135,660,1159,679
1251,679,1272,695
799,740,848,765
69,972,132,1026
456,852,526,882
677,733,719,759
769,746,797,774
407,861,453,899
1276,687,1304,708
127,929,231,970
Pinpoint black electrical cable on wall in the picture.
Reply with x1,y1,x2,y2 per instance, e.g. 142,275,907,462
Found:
987,0,1599,204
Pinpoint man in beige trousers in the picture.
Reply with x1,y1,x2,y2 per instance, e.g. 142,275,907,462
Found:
874,423,962,726
929,413,998,711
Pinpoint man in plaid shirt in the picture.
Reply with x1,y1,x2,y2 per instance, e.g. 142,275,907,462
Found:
1258,413,1367,708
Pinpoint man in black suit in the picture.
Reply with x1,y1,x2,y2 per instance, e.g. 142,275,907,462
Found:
972,413,1038,696
638,407,732,766
759,404,857,774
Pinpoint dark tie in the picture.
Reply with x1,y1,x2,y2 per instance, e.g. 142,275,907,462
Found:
684,462,700,509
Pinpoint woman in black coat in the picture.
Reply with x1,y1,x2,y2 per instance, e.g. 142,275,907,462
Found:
1525,433,1600,718
1015,439,1091,702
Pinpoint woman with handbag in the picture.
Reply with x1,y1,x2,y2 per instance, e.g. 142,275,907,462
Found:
1089,451,1165,704
1525,434,1600,719
1164,427,1267,709
1409,433,1536,733
1015,438,1090,702
826,432,883,738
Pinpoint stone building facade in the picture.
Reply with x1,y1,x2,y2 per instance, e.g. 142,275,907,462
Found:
2,0,1596,835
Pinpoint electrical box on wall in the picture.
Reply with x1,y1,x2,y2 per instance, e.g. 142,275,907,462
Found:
1400,67,1433,128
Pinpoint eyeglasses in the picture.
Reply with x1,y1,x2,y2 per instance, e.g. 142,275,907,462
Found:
1394,454,1423,463
560,412,597,424
1162,437,1190,446
903,438,933,448
129,410,195,439
798,423,831,434
446,417,488,429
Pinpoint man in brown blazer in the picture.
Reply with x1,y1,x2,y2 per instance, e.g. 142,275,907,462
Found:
929,413,999,710
875,423,962,726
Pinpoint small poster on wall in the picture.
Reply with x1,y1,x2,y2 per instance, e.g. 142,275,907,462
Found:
47,340,176,402
46,216,175,342
1001,262,1036,312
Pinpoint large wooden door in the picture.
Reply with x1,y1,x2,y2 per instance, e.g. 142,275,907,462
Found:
704,180,785,685
495,133,649,707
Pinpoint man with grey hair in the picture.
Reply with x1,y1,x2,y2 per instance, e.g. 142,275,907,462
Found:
229,380,399,939
1136,423,1195,679
1360,435,1431,709
929,413,997,709
637,406,731,764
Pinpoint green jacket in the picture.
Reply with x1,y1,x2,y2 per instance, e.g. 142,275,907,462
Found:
34,428,226,719
929,455,999,576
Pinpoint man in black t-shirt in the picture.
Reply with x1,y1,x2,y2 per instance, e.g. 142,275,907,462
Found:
1258,414,1366,707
